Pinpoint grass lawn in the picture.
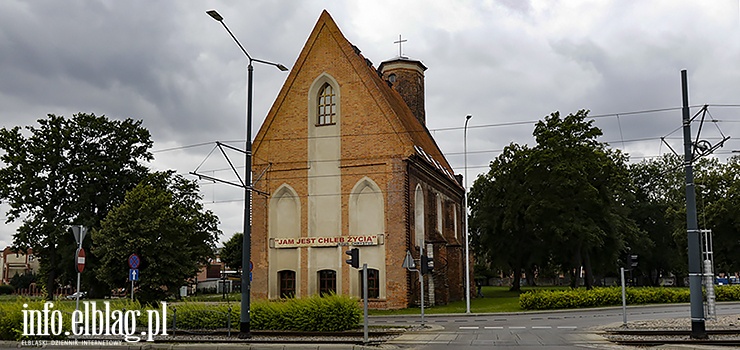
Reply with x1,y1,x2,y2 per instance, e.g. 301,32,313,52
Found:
369,286,569,315
0,286,571,315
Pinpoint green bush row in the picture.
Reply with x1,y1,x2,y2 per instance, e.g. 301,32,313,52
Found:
170,302,236,329
0,294,362,340
0,285,14,295
520,285,740,310
0,299,143,341
170,294,361,332
715,285,740,301
251,293,361,332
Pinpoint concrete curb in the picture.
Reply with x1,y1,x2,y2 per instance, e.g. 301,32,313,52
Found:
0,341,384,350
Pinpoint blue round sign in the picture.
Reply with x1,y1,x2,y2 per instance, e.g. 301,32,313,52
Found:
128,254,140,269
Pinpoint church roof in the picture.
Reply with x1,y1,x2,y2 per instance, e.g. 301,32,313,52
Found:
255,10,457,184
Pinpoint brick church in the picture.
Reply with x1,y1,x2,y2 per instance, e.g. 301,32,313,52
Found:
250,10,470,309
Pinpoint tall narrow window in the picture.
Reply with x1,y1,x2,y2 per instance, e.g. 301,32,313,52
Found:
436,194,443,234
318,269,336,296
317,83,336,125
278,270,296,298
359,269,380,299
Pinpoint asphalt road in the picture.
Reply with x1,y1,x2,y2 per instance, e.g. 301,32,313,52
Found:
372,302,740,349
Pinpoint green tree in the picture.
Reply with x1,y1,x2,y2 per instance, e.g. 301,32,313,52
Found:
93,171,221,304
628,154,684,285
220,233,243,272
528,110,637,288
469,110,638,290
469,143,545,291
0,113,152,299
703,156,740,273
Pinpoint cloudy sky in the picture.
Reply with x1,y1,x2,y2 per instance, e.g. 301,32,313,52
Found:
1,0,739,249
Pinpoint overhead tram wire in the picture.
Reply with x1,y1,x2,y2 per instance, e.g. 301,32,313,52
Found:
152,140,244,154
152,105,729,153
189,135,740,179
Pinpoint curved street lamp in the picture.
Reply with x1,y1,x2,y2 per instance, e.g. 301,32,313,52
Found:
207,9,288,339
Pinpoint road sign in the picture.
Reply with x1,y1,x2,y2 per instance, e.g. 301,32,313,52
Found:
128,254,140,269
129,269,139,281
402,250,416,269
76,248,86,273
71,226,87,246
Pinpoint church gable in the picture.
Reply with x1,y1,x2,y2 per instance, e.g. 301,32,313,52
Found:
254,10,456,178
254,11,413,162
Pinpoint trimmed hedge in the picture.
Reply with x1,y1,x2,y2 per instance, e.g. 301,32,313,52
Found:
171,294,361,332
520,285,740,310
716,285,740,301
0,294,361,340
251,294,362,332
0,285,14,295
0,299,143,341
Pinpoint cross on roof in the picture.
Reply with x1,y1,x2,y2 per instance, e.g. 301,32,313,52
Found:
394,34,407,58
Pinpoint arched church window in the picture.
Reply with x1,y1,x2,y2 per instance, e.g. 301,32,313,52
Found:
317,83,336,125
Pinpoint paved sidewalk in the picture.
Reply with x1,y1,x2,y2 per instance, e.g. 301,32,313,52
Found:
383,324,609,348
1,341,380,350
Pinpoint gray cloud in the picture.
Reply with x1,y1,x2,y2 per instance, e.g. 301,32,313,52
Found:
1,0,739,248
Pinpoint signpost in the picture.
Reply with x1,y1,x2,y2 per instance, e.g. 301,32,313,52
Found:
128,254,140,301
403,249,425,326
345,249,368,343
129,269,139,281
71,226,87,325
76,248,86,273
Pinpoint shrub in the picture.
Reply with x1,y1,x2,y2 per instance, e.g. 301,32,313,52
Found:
519,287,698,310
715,285,740,301
0,299,71,341
169,294,361,332
0,285,15,295
0,299,147,341
9,272,37,290
170,303,236,329
251,294,361,332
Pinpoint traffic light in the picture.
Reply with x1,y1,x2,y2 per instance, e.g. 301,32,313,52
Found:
345,248,359,269
629,254,638,268
421,255,434,275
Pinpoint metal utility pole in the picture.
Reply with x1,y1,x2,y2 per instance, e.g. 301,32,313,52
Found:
681,69,707,339
464,114,472,314
206,9,288,339
402,249,425,326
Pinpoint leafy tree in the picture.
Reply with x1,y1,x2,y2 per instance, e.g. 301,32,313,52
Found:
0,113,152,299
469,143,544,291
628,154,684,285
703,156,740,273
470,110,638,290
93,171,221,304
527,110,637,288
220,233,243,272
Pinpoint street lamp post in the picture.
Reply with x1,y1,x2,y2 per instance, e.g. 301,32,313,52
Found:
464,114,472,314
207,9,288,339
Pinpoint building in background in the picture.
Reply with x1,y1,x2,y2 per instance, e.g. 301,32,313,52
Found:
250,11,470,309
1,247,39,284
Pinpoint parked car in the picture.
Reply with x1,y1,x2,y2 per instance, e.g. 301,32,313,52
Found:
66,291,87,299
